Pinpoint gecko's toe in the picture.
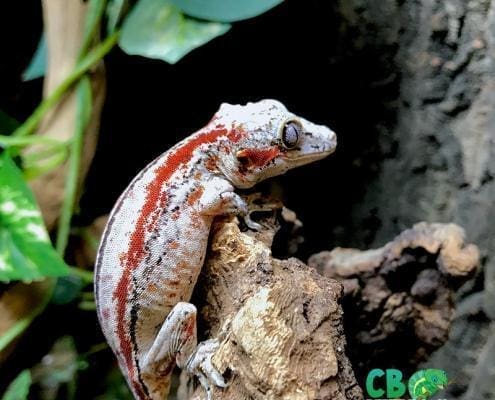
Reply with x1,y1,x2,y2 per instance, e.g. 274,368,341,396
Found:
203,355,227,387
186,338,228,397
243,213,263,231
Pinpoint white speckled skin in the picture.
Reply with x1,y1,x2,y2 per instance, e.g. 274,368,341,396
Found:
94,99,337,400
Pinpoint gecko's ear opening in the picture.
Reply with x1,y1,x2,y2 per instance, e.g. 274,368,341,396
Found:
236,147,281,169
236,149,250,167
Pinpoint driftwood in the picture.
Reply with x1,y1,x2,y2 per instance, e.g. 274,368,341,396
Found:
308,222,479,375
181,211,362,400
174,203,479,399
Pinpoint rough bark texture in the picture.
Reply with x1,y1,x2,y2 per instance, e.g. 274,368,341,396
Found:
171,205,477,399
181,214,362,400
309,222,479,378
329,1,495,398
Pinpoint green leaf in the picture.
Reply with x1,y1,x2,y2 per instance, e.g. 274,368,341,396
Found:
0,110,19,135
0,153,70,282
171,0,283,22
56,77,92,255
119,0,230,64
2,370,31,400
23,35,47,81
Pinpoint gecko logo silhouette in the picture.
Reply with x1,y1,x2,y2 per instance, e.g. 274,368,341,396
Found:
408,369,449,400
365,368,449,400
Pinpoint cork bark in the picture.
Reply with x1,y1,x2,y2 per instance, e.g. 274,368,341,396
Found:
309,223,479,375
174,204,478,399
180,213,362,400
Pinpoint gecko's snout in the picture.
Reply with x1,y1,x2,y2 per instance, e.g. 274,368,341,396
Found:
309,124,337,156
324,128,337,154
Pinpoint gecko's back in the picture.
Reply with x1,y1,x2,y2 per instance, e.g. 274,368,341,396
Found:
95,125,234,398
94,99,337,400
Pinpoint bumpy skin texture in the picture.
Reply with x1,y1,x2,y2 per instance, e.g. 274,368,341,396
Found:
94,99,336,400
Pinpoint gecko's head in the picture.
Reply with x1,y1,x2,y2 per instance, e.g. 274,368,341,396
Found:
425,369,448,389
213,99,337,188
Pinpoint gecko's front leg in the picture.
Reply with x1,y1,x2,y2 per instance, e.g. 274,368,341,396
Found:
200,176,262,230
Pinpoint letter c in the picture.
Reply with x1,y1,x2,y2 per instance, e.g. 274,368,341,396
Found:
366,368,385,398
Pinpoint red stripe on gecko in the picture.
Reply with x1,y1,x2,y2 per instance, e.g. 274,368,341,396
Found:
112,124,245,396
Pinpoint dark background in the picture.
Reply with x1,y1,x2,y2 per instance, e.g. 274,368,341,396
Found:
0,0,392,260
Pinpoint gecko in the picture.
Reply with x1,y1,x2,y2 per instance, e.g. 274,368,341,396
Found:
94,99,337,400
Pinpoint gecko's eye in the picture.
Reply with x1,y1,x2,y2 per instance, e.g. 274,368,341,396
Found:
281,121,302,149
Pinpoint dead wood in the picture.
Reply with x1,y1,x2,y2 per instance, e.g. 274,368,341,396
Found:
308,222,479,374
181,211,362,400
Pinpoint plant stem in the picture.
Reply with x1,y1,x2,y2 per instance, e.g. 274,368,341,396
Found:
56,78,92,255
12,31,119,138
0,134,66,148
70,266,94,283
79,0,107,61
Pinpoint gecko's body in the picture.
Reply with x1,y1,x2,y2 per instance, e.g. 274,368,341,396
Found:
95,100,336,400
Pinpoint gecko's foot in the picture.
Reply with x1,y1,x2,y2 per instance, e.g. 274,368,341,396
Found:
242,213,264,231
186,339,227,399
219,191,249,215
240,193,283,231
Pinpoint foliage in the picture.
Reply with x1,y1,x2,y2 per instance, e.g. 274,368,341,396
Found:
30,336,80,400
171,0,283,22
0,0,283,397
22,35,46,82
0,153,69,282
120,0,230,64
1,370,31,400
0,111,19,135
106,0,128,34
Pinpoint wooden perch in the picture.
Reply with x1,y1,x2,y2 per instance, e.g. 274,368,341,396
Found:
180,211,363,400
308,223,479,373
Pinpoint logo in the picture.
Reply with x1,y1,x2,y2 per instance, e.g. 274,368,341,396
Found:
365,368,449,400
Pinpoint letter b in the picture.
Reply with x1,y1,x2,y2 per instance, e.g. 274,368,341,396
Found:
386,369,406,398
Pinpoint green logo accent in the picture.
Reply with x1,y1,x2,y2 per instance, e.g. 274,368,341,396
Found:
408,369,448,400
365,368,449,399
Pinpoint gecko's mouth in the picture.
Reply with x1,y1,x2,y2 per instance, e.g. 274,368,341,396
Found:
284,144,336,162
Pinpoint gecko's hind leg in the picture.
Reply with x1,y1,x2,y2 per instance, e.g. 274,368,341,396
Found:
141,302,226,399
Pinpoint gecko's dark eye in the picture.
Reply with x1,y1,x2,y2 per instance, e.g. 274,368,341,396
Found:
281,121,302,149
